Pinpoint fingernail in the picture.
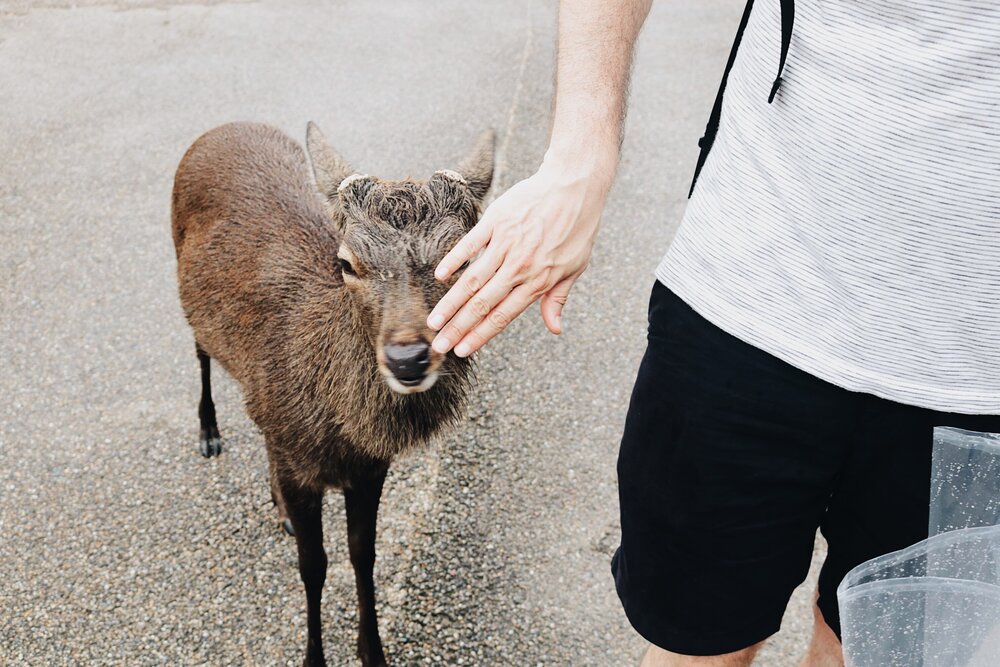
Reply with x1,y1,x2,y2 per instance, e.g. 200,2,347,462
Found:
428,313,444,330
454,342,471,357
434,268,448,281
432,336,451,354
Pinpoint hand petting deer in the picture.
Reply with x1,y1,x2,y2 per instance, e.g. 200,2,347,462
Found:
171,121,494,667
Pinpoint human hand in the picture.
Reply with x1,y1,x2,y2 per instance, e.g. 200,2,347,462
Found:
426,149,615,357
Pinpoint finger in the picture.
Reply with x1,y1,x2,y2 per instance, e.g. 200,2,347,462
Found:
431,271,517,354
452,284,537,357
540,274,578,335
427,248,503,334
434,217,494,281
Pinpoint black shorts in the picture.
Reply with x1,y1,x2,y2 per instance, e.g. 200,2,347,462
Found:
611,281,1000,656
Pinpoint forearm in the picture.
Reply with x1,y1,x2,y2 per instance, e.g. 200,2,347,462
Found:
548,0,652,175
428,0,651,354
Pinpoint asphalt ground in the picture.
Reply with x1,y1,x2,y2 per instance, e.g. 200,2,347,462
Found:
1,1,824,665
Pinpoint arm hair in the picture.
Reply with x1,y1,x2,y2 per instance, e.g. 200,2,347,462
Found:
549,0,653,165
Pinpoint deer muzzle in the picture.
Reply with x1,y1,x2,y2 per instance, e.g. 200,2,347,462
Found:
383,340,432,389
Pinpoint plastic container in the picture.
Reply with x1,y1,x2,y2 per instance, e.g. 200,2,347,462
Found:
839,427,1000,667
929,427,1000,536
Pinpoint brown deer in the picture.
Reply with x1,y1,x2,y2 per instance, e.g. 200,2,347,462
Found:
171,121,494,667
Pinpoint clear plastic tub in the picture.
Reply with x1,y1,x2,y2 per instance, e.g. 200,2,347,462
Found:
839,427,1000,667
929,427,1000,536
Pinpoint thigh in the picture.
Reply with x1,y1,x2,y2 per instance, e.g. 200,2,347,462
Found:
613,281,857,656
818,399,1000,636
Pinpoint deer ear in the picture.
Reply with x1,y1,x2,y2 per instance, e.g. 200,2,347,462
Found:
455,129,495,203
306,121,354,209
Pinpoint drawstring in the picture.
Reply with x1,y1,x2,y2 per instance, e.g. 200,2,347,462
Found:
770,0,795,103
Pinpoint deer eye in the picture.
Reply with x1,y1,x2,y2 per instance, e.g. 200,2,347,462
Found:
339,257,357,277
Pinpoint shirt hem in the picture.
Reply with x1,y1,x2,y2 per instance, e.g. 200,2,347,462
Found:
655,262,1000,416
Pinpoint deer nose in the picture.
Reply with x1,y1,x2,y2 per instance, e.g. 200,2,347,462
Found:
383,341,431,385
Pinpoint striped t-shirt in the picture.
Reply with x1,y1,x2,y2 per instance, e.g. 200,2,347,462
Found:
657,0,1000,415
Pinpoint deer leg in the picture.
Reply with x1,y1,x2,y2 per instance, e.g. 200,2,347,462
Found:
196,344,222,457
279,478,328,667
344,466,389,667
269,458,295,536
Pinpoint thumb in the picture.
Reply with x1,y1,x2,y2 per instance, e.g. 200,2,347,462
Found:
540,274,578,335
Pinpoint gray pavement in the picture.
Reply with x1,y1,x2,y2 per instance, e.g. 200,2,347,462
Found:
0,1,824,665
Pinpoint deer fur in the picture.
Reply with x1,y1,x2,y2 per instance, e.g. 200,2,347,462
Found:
171,121,494,667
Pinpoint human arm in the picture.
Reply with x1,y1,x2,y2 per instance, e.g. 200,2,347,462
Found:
427,0,653,357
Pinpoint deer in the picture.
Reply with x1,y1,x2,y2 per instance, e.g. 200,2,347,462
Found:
170,120,494,667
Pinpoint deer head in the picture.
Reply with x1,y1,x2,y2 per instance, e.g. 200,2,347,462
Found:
306,122,495,394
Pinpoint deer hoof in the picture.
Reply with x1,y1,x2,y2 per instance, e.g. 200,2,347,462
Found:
282,518,295,536
199,430,223,458
359,644,388,667
302,652,326,667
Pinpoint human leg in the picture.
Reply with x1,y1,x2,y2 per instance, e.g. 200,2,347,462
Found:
640,641,763,667
613,282,860,657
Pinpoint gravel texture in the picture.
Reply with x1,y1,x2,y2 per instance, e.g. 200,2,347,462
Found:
1,1,824,665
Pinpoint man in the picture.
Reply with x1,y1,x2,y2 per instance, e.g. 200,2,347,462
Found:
427,0,1000,665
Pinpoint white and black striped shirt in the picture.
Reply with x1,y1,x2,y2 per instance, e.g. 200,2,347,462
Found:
658,0,1000,414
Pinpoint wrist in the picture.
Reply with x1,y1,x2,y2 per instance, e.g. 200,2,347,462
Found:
541,138,619,191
